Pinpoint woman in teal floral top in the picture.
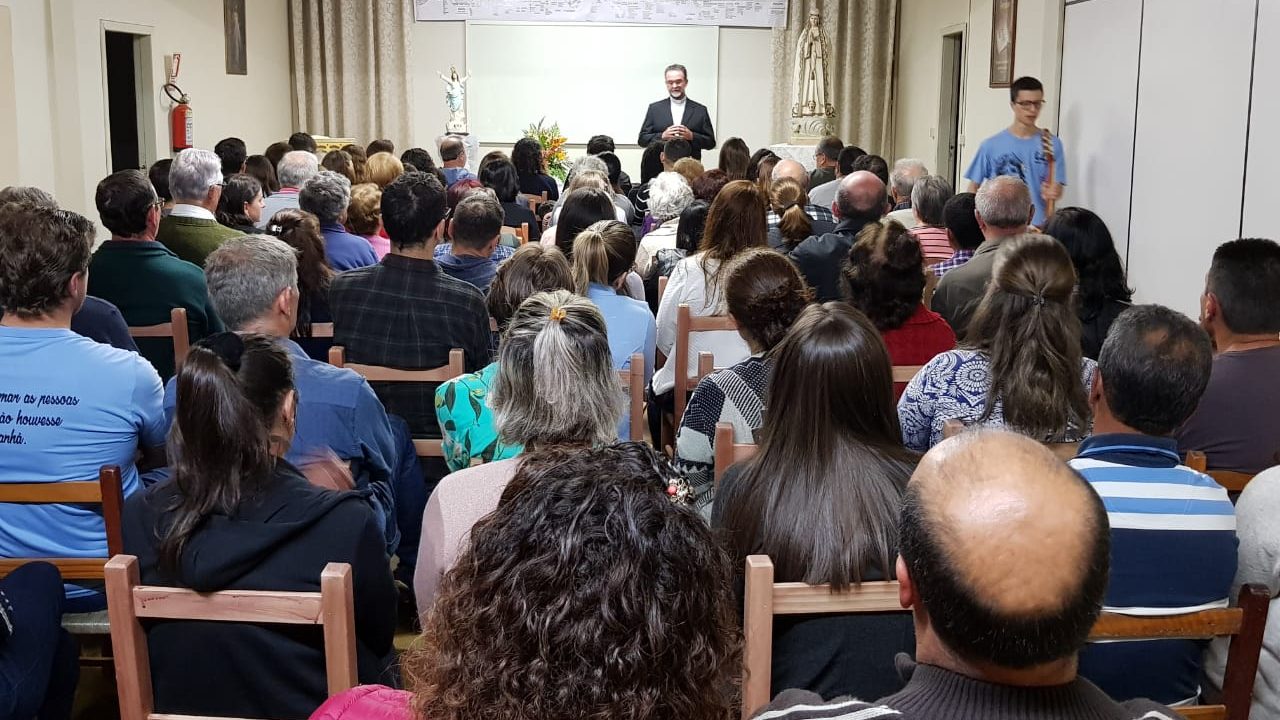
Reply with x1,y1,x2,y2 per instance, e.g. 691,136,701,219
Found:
434,244,575,471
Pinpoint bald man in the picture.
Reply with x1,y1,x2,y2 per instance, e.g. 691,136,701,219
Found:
786,170,889,302
766,159,837,249
758,430,1179,720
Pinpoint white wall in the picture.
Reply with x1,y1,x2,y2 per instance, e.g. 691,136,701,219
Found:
0,0,291,223
894,0,1062,184
409,21,774,180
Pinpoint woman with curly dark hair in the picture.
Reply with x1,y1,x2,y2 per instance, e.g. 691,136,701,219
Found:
313,443,741,720
512,136,559,201
843,220,956,397
267,208,334,361
1043,206,1134,359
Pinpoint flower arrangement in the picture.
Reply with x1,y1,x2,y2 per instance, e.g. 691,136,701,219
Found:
523,118,569,181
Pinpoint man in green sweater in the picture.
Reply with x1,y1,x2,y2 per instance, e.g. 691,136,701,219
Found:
90,169,223,378
755,431,1178,720
154,148,240,267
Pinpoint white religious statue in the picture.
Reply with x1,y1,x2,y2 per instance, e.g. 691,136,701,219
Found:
790,10,836,140
438,65,471,134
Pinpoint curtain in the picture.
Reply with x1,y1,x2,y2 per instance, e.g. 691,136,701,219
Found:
289,0,413,149
771,0,898,155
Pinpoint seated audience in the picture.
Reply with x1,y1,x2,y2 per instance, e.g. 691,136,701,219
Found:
477,150,509,177
932,192,983,278
691,167,730,204
747,148,780,193
438,136,476,186
716,302,916,700
321,149,357,184
288,131,317,153
366,138,394,157
512,136,559,202
267,209,334,363
673,156,706,186
626,141,666,219
1177,237,1280,474
586,134,633,190
676,249,811,512
852,153,890,186
479,157,541,243
346,183,389,259
810,144,866,210
438,193,505,292
366,151,405,190
931,175,1032,336
435,245,574,472
1044,207,1134,359
552,167,628,225
213,136,247,178
318,444,738,720
155,148,241,266
906,175,955,264
0,203,165,610
299,170,378,272
651,180,766,439
214,173,264,234
89,169,224,379
718,136,751,180
767,159,836,233
759,430,1178,720
415,291,621,612
573,220,656,440
636,171,693,275
661,137,693,171
445,177,484,211
767,177,815,250
809,135,844,187
542,186,618,259
265,141,292,171
342,144,369,183
123,333,396,719
258,150,319,228
886,158,929,228
399,147,435,176
0,562,78,719
844,221,956,397
148,158,175,215
788,171,889,302
596,151,637,222
1068,304,1234,704
244,154,280,196
898,234,1094,452
648,199,709,311
330,171,491,438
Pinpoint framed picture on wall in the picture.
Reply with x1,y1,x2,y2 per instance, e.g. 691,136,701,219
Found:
990,0,1017,87
224,0,246,75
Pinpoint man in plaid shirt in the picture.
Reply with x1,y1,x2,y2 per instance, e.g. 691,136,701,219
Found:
931,191,983,279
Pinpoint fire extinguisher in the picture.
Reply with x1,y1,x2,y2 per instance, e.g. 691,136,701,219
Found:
164,81,193,152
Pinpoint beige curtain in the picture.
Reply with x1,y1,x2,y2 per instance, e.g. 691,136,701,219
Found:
289,0,413,149
772,0,898,154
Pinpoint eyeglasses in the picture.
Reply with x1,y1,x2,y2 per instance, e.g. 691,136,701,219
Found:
1014,100,1046,110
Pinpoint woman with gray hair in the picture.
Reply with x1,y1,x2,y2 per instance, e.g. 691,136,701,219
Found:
636,171,693,277
907,175,956,265
298,170,377,271
415,289,622,614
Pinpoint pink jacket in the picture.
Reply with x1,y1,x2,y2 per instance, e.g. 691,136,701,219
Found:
310,686,412,720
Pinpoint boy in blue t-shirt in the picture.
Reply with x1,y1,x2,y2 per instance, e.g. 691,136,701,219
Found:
966,76,1067,227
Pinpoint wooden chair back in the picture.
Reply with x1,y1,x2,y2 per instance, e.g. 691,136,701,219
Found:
501,223,530,245
672,304,737,427
526,191,548,212
619,352,645,442
1184,451,1255,493
940,419,1080,461
713,423,758,490
658,275,669,304
892,365,923,384
128,307,190,369
741,553,1270,720
309,323,335,338
0,466,124,580
106,554,358,720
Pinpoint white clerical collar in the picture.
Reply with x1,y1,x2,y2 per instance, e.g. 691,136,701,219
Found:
169,204,216,221
669,96,687,106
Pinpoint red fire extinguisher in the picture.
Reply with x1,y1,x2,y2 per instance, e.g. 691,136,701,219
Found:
164,81,193,151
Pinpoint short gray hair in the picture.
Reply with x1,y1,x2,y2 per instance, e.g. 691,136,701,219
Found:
647,171,693,222
890,158,928,199
299,171,352,224
276,150,320,188
491,289,621,447
169,148,223,202
975,175,1032,228
911,175,954,226
565,155,608,187
203,235,299,330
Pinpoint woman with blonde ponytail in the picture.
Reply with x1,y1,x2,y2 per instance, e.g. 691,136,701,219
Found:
121,332,396,719
573,220,655,441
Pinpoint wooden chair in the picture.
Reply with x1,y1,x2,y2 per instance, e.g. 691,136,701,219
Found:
501,223,530,245
892,365,924,384
525,191,548,212
329,346,464,459
940,419,1080,461
309,322,335,338
713,422,758,490
672,304,738,427
1184,451,1255,493
0,465,124,581
658,275,669,304
620,352,645,442
128,307,190,369
741,554,1271,720
106,554,358,720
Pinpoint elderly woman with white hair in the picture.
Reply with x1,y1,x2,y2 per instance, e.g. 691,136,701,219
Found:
636,171,694,277
298,170,378,271
155,148,242,266
414,289,623,614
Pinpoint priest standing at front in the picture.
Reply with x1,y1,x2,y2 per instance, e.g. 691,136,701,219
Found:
638,64,716,160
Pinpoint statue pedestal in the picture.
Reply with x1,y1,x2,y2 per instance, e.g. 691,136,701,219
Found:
790,115,835,142
768,143,819,173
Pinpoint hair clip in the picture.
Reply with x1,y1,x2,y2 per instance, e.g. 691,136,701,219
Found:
201,332,246,372
665,475,693,505
1032,292,1047,307
267,224,283,235
549,306,567,323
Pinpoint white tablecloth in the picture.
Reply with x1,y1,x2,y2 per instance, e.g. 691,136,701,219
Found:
768,143,818,173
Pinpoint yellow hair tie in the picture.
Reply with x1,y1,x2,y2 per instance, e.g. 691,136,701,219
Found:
549,306,567,323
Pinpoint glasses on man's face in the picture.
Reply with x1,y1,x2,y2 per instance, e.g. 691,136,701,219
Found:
1014,100,1046,110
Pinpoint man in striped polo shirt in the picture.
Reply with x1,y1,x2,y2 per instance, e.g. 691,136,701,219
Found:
1070,304,1237,705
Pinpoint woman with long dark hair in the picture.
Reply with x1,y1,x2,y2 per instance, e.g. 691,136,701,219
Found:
214,173,264,233
714,302,916,700
268,208,334,361
898,233,1095,451
512,137,559,201
1044,206,1134,359
480,157,541,243
718,137,751,180
244,154,279,196
122,333,396,719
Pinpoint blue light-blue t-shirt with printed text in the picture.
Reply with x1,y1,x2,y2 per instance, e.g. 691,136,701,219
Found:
965,128,1067,227
0,327,166,597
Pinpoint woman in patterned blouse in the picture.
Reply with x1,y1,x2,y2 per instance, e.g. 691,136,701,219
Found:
897,234,1095,453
